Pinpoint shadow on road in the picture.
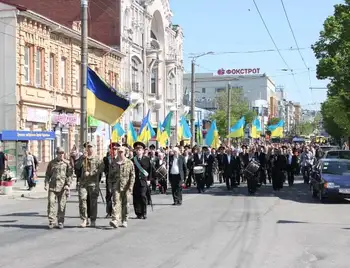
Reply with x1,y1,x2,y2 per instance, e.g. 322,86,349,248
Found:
183,180,350,205
0,224,77,229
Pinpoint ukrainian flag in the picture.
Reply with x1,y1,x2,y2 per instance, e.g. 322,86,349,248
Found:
111,122,125,142
228,116,245,138
156,122,169,147
178,116,192,141
127,122,137,147
138,111,155,143
162,111,174,136
196,120,203,145
268,120,284,138
251,117,262,138
87,67,130,125
205,120,220,149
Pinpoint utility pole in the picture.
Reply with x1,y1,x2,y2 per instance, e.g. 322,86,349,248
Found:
80,0,88,148
227,82,231,144
190,59,195,147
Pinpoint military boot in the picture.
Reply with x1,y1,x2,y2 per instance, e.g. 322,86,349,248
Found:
80,220,87,228
48,222,55,229
121,221,128,228
109,220,118,228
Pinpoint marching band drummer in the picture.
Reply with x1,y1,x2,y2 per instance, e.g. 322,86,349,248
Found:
132,141,154,220
192,146,206,193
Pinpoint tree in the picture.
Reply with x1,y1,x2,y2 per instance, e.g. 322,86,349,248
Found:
295,122,314,136
211,87,256,136
312,0,350,138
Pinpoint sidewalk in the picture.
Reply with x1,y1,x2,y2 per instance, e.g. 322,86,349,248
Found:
0,177,48,200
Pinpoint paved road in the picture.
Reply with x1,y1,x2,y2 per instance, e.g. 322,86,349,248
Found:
0,180,349,268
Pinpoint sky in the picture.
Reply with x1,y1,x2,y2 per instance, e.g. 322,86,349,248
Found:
170,0,342,111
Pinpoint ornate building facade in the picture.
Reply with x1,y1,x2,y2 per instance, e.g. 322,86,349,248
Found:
120,0,184,140
0,2,123,162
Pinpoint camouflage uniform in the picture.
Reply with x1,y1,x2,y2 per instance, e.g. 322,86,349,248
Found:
76,154,104,226
108,157,135,227
45,158,73,225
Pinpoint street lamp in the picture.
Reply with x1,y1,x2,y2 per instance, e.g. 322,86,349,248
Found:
169,104,178,145
190,51,214,147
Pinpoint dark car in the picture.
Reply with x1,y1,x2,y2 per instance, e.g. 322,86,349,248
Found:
323,150,350,160
310,159,350,202
320,145,340,152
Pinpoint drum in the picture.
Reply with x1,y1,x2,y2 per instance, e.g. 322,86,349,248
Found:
156,164,167,179
244,160,260,176
193,166,204,174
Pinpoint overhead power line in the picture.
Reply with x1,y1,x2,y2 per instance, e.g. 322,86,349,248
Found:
252,0,301,95
280,0,313,92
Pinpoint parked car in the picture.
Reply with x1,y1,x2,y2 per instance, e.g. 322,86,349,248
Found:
323,150,350,160
310,158,350,202
320,145,340,152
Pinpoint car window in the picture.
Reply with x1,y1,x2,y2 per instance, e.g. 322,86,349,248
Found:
326,151,339,158
339,151,350,160
322,161,350,175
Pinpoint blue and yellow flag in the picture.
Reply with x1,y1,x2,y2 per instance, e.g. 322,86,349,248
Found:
87,67,130,125
138,111,155,143
205,120,220,149
228,116,245,138
127,122,137,147
268,120,284,138
178,116,192,141
196,120,203,145
162,111,174,136
111,122,125,142
251,117,262,139
156,122,169,147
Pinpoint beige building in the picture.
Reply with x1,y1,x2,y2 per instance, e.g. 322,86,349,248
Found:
0,2,124,163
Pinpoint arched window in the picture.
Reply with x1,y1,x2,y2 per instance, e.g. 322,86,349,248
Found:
168,73,176,99
151,30,157,40
131,58,139,92
151,68,157,94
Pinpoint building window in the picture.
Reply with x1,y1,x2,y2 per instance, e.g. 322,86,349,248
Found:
35,48,43,87
75,62,80,92
151,68,157,94
49,54,54,87
24,45,31,84
60,57,66,90
131,59,139,92
115,73,119,90
202,88,206,93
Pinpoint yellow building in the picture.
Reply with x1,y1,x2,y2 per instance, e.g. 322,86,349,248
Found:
0,2,124,163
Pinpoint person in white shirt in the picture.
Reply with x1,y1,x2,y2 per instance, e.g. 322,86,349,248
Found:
168,147,187,205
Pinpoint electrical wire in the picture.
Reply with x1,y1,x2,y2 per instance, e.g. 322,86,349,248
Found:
252,0,302,95
280,0,313,92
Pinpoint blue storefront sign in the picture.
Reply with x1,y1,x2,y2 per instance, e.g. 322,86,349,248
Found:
1,130,55,141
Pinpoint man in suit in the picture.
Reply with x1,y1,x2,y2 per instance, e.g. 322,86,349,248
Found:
193,146,206,193
203,146,215,188
239,145,249,182
216,146,225,183
255,145,267,185
224,148,241,189
286,148,298,186
132,141,154,219
168,147,187,205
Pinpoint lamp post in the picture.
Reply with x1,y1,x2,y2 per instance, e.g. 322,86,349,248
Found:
169,104,178,145
190,51,214,147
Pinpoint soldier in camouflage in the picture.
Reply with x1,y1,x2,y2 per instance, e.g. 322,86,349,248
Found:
108,145,135,228
44,147,73,229
76,142,104,228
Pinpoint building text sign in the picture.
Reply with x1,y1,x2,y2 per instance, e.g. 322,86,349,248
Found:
1,130,55,141
217,68,260,75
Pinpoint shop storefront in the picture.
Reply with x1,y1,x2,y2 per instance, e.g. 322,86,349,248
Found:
25,107,50,162
51,112,80,155
0,130,55,179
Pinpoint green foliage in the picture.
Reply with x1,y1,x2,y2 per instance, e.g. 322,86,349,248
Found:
312,0,350,138
210,87,256,136
295,122,314,136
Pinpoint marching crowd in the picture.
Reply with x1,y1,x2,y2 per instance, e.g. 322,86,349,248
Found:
44,140,325,229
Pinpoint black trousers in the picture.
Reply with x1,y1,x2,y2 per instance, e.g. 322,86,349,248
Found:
133,185,148,217
205,172,213,188
186,170,193,187
195,173,205,192
170,174,182,204
286,167,295,186
226,171,240,189
105,180,112,215
272,169,283,191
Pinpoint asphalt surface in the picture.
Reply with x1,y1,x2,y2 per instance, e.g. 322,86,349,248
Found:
0,179,349,268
